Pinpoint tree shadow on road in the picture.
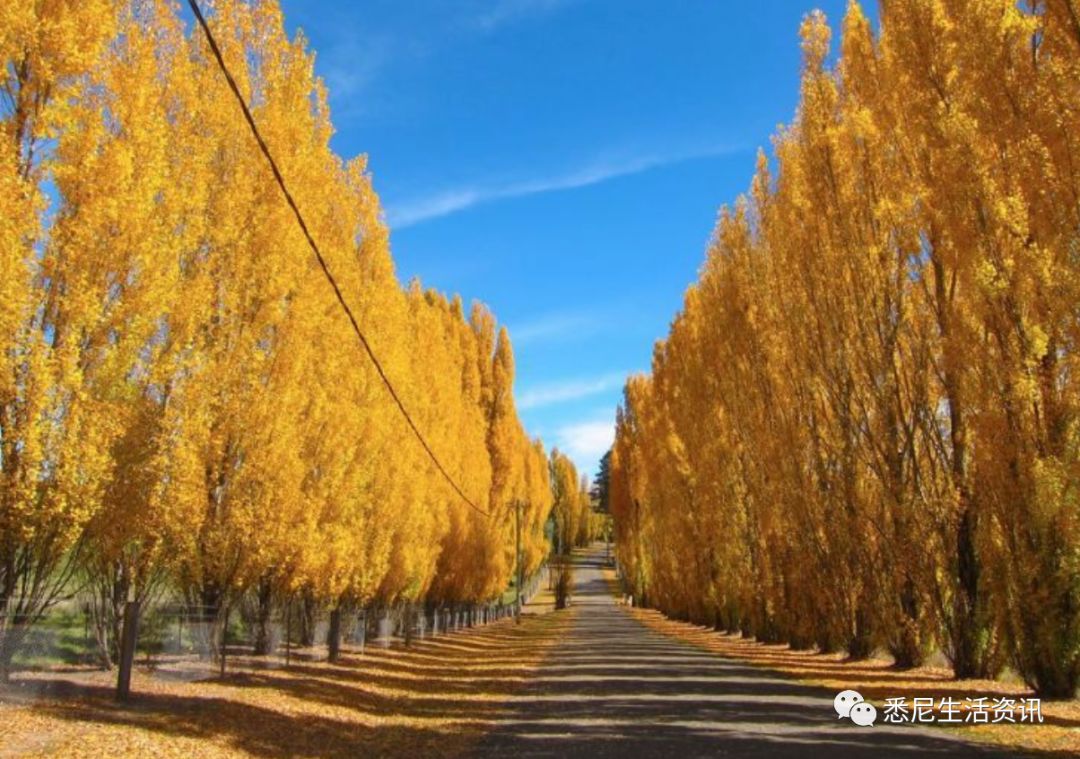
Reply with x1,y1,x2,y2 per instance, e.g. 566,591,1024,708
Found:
1,610,568,758
478,545,1071,758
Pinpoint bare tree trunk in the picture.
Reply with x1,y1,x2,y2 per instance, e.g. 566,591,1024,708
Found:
253,576,273,656
299,589,317,648
327,606,341,662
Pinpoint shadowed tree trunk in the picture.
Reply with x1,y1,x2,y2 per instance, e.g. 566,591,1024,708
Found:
327,605,342,662
300,589,317,648
253,576,274,656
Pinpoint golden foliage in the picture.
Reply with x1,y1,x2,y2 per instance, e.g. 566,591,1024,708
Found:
1,0,556,676
612,0,1080,698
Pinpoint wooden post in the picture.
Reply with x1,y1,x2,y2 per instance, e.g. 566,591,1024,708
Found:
115,599,141,701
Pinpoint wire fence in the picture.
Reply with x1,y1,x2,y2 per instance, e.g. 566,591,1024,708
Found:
2,566,547,686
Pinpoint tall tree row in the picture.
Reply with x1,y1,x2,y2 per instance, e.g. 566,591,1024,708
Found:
549,449,599,554
0,0,554,677
611,0,1080,698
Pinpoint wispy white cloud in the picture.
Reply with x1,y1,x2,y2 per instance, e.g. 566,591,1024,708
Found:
386,143,741,229
388,189,482,228
508,311,600,345
555,418,615,475
301,1,572,124
470,0,573,32
517,372,627,410
319,36,394,99
300,16,416,124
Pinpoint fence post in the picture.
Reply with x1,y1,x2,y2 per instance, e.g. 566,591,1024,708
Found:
115,599,141,702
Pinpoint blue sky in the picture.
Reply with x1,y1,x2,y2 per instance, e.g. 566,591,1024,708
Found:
278,0,863,478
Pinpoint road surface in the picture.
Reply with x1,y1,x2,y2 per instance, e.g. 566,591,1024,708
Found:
480,545,1022,758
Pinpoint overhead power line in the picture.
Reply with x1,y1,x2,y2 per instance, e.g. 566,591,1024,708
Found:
185,0,490,517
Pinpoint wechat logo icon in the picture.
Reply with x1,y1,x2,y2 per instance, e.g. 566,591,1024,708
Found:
835,689,877,727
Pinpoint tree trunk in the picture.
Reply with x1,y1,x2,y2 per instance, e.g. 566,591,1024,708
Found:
951,505,988,677
847,605,875,660
889,577,925,669
253,577,274,656
0,623,31,683
327,606,341,663
299,590,317,648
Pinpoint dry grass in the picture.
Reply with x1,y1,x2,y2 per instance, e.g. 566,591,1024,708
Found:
0,610,565,758
629,607,1080,756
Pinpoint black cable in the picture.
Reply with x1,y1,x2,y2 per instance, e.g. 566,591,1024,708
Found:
186,0,490,517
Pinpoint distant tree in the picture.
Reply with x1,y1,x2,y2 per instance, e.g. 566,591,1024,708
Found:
591,450,612,514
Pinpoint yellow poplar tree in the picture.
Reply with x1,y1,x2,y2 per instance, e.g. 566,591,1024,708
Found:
0,0,117,679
